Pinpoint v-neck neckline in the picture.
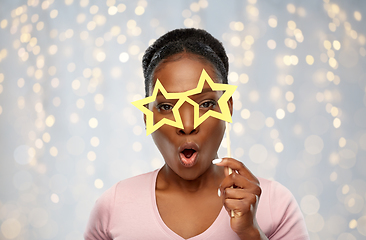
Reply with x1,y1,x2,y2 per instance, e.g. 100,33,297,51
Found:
150,168,227,240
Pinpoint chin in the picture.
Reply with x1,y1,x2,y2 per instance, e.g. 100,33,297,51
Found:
171,158,213,181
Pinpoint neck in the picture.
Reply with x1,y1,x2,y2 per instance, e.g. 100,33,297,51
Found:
157,163,224,193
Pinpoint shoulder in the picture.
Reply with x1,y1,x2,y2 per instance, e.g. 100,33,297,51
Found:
257,177,309,240
94,169,159,210
257,177,295,229
97,170,157,204
84,170,159,239
258,177,295,205
112,169,158,202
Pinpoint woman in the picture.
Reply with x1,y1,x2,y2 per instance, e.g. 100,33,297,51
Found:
84,28,309,240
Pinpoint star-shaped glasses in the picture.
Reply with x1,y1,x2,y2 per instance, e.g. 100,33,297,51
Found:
132,69,237,135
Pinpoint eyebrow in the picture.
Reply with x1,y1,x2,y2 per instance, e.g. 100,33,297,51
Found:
156,88,215,97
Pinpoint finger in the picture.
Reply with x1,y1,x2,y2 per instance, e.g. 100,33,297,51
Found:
219,172,249,190
213,158,259,183
224,188,250,200
224,188,261,200
224,198,256,217
219,172,260,191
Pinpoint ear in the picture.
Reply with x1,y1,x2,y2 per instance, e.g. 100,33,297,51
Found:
228,97,233,116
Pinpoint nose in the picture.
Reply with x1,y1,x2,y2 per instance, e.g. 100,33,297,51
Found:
177,102,198,135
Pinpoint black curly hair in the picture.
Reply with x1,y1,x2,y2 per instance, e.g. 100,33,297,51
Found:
142,28,229,97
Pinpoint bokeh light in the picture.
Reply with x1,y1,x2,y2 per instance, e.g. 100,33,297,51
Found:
0,0,365,239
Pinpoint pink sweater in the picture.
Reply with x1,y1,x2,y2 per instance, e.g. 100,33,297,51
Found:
84,169,309,240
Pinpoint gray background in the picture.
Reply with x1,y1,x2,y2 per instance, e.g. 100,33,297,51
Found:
0,0,366,239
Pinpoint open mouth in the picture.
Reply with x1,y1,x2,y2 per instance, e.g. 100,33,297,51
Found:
182,149,196,158
178,143,199,167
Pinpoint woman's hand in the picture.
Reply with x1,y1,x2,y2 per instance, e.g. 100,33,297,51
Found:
214,158,268,240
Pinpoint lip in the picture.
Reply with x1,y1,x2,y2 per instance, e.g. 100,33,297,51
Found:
178,141,199,168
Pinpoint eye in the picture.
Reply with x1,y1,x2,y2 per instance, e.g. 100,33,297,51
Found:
156,103,174,112
199,100,216,109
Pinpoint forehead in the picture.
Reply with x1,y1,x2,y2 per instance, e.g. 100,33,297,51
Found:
152,55,219,94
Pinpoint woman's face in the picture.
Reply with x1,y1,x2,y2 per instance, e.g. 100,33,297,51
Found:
148,54,232,180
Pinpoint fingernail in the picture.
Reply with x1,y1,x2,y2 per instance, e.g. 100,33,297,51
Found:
212,158,222,164
218,188,221,197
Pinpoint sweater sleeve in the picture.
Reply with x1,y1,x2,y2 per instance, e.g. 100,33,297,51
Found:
84,185,116,240
268,181,309,240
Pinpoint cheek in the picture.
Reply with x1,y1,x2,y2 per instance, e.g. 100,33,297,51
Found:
152,108,175,124
151,126,177,156
200,119,225,149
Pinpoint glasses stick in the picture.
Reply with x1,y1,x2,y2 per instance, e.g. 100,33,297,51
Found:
225,122,235,218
